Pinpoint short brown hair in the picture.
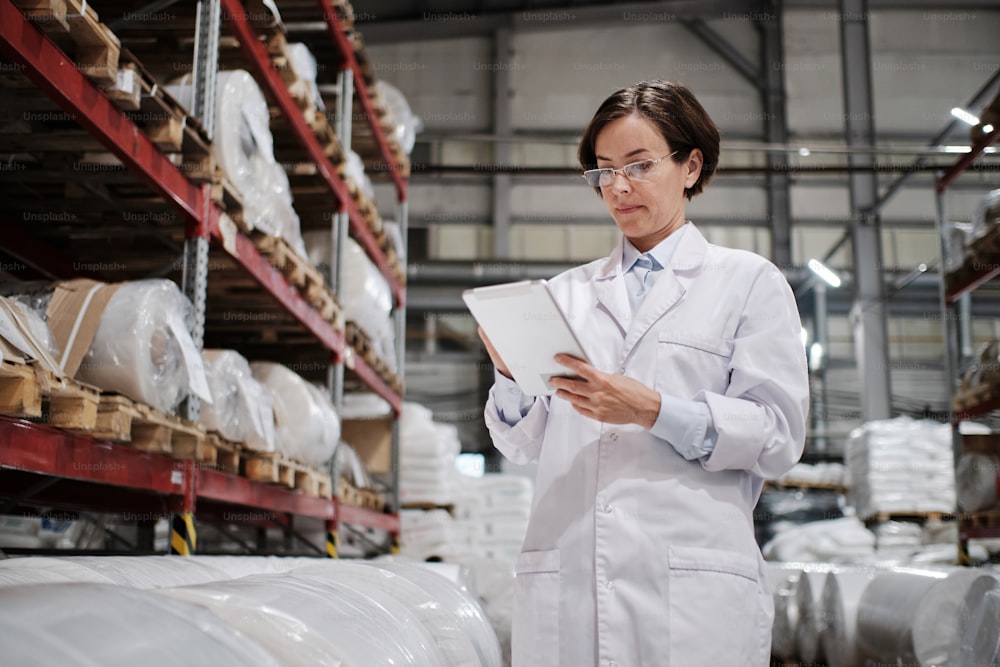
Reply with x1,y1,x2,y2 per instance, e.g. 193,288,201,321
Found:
578,80,720,200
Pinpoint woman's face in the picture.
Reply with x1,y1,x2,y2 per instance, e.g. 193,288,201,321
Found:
593,114,702,252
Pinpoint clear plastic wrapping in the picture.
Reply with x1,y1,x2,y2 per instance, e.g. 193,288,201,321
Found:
946,221,977,273
957,452,1000,512
250,362,340,467
820,568,877,667
956,587,1000,667
286,43,325,112
76,279,201,414
201,349,276,453
332,441,372,490
0,583,280,667
374,81,421,155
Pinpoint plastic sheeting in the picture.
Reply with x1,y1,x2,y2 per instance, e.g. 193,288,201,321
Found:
159,573,439,667
795,570,827,664
201,349,276,453
0,583,280,667
957,453,1000,511
250,362,340,467
375,80,421,155
957,588,1000,667
0,556,115,586
820,569,878,667
76,280,204,414
856,568,999,666
762,516,876,563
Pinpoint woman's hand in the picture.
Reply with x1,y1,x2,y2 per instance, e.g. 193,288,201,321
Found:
477,327,513,379
548,354,661,428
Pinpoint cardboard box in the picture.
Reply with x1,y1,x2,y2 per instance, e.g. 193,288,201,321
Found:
340,417,394,474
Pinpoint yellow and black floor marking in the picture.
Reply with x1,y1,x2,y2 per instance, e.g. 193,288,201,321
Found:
390,534,401,555
171,513,197,556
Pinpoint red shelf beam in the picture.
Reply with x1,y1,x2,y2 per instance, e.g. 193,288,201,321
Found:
221,0,405,309
349,352,403,416
945,264,1000,303
0,0,204,226
316,0,408,203
197,468,336,520
338,502,400,533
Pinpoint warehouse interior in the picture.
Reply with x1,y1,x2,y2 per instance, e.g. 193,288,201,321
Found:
1,0,999,665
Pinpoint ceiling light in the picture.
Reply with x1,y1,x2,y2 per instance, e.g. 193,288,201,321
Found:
984,124,995,134
798,147,811,157
951,107,980,126
808,259,842,288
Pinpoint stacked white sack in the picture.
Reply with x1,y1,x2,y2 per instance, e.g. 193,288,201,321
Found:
873,520,924,562
820,568,878,667
845,417,956,518
0,583,280,667
400,509,465,561
399,402,461,506
453,474,533,564
957,453,1000,511
167,71,305,257
200,349,276,453
76,279,208,414
778,462,846,487
250,362,340,467
762,516,876,563
856,568,999,666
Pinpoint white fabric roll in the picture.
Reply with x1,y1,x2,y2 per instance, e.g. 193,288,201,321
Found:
957,588,1000,667
250,362,339,467
201,349,276,452
821,569,877,667
957,453,1000,511
0,583,280,667
857,568,997,665
76,279,196,413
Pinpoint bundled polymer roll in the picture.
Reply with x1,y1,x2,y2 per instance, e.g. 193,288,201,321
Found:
250,362,339,467
75,279,199,414
201,349,276,453
956,587,1000,667
820,569,877,667
0,583,280,667
957,453,1000,511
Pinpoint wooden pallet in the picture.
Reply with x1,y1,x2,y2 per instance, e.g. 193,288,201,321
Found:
337,477,384,511
205,433,242,474
344,321,403,392
767,480,848,494
15,0,122,85
953,382,994,411
864,511,954,525
252,233,344,328
242,450,333,498
85,394,207,456
0,359,101,430
210,170,246,230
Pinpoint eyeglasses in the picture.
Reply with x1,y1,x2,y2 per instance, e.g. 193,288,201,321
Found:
582,151,678,188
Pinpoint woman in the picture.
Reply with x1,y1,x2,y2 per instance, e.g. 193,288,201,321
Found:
480,80,809,666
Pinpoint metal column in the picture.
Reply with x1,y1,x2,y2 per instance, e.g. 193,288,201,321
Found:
760,8,792,269
839,0,892,420
180,0,221,422
491,27,513,259
391,198,409,515
813,283,830,452
329,70,352,408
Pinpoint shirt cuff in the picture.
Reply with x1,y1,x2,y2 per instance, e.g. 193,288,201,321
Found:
650,393,718,460
493,370,536,426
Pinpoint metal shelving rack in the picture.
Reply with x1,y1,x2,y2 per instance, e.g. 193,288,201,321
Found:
937,123,1000,564
0,0,406,555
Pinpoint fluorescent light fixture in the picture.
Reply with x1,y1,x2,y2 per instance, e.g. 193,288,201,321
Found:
798,147,811,157
951,107,980,126
808,259,841,288
984,124,995,134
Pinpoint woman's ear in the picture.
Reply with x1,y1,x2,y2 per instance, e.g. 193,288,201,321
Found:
684,148,704,191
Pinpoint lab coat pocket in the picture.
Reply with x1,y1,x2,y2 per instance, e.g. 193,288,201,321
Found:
655,331,734,397
667,545,764,667
512,549,560,667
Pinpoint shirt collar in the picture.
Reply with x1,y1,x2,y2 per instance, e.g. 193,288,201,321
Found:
621,222,689,273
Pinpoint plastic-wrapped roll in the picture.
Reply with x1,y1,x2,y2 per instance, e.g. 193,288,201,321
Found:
376,560,504,667
795,569,827,664
158,573,438,666
286,43,324,112
340,236,393,342
76,280,195,413
0,583,280,667
375,80,421,155
0,557,115,586
250,362,339,467
957,588,1000,667
201,349,276,453
19,556,233,589
857,569,997,666
820,569,877,667
302,228,334,283
957,453,1000,511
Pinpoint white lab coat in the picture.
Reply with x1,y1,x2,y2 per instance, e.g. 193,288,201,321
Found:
485,223,809,667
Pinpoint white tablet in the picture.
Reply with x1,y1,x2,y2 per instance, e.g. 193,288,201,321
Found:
462,280,591,396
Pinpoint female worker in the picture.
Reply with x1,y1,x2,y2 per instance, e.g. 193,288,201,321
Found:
480,80,809,666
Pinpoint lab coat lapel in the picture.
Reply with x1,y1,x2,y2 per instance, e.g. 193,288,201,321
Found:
594,238,631,337
621,224,708,358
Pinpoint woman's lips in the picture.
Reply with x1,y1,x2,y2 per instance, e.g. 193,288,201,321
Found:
616,205,643,214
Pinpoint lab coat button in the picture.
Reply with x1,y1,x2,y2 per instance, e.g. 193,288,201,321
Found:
609,432,618,441
604,505,613,514
606,581,614,591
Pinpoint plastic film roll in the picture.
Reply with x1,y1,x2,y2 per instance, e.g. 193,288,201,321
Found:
201,349,276,453
957,453,1000,511
795,569,827,664
250,362,339,467
820,569,877,667
957,588,1000,667
76,280,195,413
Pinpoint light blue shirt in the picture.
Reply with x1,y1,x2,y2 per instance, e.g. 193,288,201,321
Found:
492,223,719,461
